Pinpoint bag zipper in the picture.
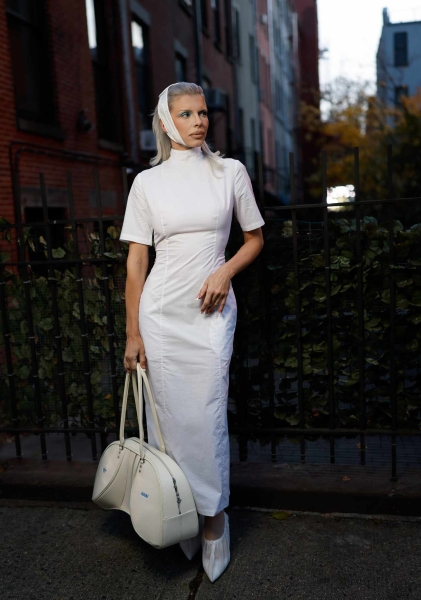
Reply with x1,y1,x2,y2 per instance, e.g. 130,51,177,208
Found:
142,444,182,515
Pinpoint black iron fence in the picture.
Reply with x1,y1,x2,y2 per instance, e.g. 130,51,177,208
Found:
1,146,421,480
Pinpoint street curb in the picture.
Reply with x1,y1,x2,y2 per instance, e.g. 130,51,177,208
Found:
1,458,421,516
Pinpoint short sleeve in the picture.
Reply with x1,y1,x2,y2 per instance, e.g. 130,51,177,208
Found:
119,173,153,246
233,160,265,231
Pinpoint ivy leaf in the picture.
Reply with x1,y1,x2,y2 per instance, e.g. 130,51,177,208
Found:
393,220,404,233
338,256,350,268
272,511,290,521
18,365,31,380
0,217,12,228
311,254,325,268
52,247,66,259
274,409,286,420
285,415,300,425
396,297,409,309
365,358,379,365
410,291,421,307
62,348,73,362
363,216,377,225
38,318,53,331
381,290,390,304
396,279,413,288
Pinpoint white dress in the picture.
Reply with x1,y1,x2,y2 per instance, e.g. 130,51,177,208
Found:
119,146,265,516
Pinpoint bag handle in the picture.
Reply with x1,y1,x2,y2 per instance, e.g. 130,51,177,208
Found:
119,364,166,459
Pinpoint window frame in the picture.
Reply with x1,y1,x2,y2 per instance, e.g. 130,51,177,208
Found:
394,31,408,67
175,51,187,82
87,0,124,145
6,0,58,128
132,16,153,131
211,0,221,48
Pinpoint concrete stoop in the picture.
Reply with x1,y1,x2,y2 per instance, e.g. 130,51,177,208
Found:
1,458,420,516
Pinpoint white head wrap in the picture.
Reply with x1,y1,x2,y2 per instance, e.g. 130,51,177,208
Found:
158,84,190,147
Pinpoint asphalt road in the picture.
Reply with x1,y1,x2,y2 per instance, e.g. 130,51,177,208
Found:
1,500,421,600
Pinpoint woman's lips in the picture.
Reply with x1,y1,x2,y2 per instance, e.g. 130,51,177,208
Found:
191,132,204,136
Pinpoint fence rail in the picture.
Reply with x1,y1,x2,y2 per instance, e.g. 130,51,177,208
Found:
1,146,421,480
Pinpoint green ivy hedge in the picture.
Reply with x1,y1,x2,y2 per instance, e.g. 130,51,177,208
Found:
0,211,420,435
0,222,131,431
258,212,421,432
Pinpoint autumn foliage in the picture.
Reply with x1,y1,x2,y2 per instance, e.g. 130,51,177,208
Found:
299,77,421,205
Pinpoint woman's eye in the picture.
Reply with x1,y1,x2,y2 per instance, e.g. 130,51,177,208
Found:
180,111,208,117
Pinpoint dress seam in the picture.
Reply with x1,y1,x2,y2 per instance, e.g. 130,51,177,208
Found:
211,175,225,515
158,174,169,450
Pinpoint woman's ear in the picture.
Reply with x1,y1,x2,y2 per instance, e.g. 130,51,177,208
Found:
159,118,167,134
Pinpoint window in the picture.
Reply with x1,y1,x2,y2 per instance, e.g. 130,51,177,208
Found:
249,35,257,84
175,52,187,82
266,60,271,109
6,0,56,125
238,108,244,146
394,32,408,67
250,118,256,151
201,0,208,30
224,0,233,58
86,0,123,143
267,128,273,165
275,80,281,113
395,85,408,107
132,18,152,130
233,8,240,60
275,140,281,171
202,76,211,90
211,0,221,45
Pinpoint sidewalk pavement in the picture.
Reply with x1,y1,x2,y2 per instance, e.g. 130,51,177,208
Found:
1,499,421,600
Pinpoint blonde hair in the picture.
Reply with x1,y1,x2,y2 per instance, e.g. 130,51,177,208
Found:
149,82,226,177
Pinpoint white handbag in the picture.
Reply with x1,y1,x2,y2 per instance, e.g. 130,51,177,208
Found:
92,362,199,549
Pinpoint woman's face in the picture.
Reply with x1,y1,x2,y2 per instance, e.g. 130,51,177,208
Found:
161,93,209,148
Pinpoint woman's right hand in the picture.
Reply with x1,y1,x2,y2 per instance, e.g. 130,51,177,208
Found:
124,334,147,372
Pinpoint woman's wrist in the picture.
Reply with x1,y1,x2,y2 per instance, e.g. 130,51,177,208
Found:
221,262,236,279
126,331,142,339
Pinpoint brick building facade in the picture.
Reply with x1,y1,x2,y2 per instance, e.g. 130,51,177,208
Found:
1,0,236,243
1,0,320,242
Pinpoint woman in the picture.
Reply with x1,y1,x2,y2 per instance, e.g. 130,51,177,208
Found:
120,82,265,582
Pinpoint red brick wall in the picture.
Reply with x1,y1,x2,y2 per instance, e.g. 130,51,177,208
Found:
0,0,235,235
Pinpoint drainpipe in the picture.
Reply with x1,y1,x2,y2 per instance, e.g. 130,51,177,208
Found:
118,0,138,164
193,0,203,86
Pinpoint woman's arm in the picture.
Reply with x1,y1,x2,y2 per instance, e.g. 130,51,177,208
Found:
124,242,150,371
197,227,264,314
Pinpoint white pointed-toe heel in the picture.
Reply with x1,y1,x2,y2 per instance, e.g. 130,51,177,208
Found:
202,512,230,583
179,514,205,560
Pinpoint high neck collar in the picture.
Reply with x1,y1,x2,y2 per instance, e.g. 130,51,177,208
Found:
168,145,204,164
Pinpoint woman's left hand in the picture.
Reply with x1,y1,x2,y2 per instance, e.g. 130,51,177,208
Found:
197,266,231,314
